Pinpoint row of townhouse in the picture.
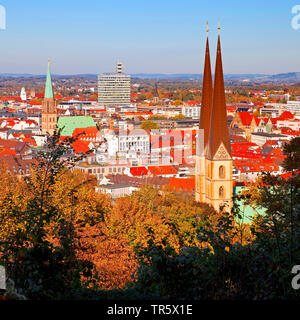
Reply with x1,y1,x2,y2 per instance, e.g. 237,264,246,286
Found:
75,162,181,182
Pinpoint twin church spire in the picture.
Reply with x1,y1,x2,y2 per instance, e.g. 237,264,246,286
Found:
195,23,233,212
200,23,231,159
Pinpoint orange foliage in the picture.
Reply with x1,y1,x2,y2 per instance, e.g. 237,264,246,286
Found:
77,224,138,289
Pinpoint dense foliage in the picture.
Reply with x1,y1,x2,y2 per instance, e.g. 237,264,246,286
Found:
0,135,299,300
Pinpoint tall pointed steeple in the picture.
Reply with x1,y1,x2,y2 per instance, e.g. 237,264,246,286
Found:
199,22,213,152
44,60,54,99
207,28,231,160
195,22,213,203
42,60,57,135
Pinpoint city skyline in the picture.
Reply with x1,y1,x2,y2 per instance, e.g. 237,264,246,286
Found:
0,0,299,74
0,2,299,303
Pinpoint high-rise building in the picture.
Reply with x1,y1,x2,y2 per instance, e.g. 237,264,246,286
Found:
98,62,131,106
195,25,233,212
42,60,57,135
20,87,27,101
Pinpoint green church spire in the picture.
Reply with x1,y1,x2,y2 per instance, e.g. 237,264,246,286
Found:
44,60,54,99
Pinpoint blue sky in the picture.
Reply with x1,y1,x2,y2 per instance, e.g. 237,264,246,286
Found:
0,0,299,74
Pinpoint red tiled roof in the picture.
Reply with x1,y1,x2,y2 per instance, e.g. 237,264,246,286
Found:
227,106,238,112
21,137,37,146
281,128,300,136
148,165,178,176
1,96,22,102
270,118,278,125
234,159,279,173
89,109,107,113
130,167,148,176
0,156,33,175
254,117,261,126
239,112,253,126
72,140,91,154
0,139,28,155
124,111,153,116
262,140,279,147
166,177,195,193
278,111,294,120
28,101,42,106
73,127,100,137
0,149,17,156
268,148,283,156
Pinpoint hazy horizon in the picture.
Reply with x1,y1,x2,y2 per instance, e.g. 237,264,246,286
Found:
0,72,298,76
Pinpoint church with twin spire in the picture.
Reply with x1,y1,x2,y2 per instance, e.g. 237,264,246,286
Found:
195,25,233,212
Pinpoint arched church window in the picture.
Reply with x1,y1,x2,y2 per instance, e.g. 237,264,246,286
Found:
219,186,225,199
219,166,225,179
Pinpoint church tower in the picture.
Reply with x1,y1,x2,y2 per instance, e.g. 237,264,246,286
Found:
195,22,213,203
42,60,57,135
195,25,233,212
205,27,233,212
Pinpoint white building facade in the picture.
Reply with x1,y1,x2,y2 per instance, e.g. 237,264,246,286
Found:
181,105,200,119
98,62,131,106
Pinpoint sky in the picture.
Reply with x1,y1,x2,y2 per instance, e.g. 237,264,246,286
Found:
0,0,299,74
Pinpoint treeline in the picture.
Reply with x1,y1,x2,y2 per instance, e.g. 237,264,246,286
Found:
0,133,299,300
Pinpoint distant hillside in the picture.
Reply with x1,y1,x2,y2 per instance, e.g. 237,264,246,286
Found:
131,74,201,80
269,72,300,82
131,73,300,83
1,72,300,83
131,73,269,80
0,73,37,78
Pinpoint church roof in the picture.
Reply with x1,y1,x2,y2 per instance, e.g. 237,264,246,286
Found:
57,116,96,136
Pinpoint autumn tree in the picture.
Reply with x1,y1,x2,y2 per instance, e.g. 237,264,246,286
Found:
172,100,183,106
140,120,160,130
0,130,99,299
170,114,186,120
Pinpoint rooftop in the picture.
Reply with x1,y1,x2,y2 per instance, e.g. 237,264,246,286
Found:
57,116,96,136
